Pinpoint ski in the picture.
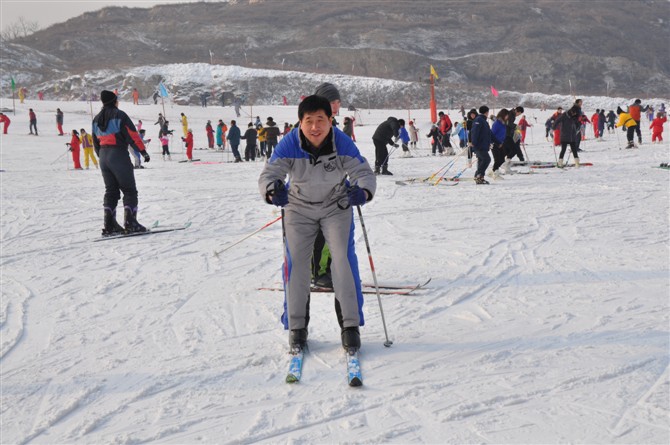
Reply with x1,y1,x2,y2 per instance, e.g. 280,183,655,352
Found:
259,286,421,295
346,349,363,387
362,277,432,290
94,222,191,242
286,347,304,383
178,159,201,163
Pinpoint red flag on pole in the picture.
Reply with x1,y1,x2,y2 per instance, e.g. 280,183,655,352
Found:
490,85,499,97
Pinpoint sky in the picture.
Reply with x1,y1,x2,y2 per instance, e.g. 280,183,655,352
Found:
1,0,218,33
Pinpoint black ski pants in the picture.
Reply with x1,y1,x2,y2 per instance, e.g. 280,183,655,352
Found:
99,147,139,210
373,138,389,169
559,142,579,160
491,142,505,171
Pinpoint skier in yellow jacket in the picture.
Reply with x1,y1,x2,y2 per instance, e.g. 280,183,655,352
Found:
79,128,99,169
615,106,638,149
180,113,188,137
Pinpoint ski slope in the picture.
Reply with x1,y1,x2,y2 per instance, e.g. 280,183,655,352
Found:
1,98,669,444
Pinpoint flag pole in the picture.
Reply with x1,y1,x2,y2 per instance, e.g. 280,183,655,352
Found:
429,67,437,124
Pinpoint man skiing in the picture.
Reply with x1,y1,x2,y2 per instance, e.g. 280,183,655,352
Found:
258,95,376,353
92,90,150,236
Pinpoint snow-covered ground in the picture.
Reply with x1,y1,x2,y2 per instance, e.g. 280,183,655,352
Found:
1,98,669,444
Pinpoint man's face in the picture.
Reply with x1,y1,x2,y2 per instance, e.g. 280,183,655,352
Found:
300,110,332,147
330,100,341,116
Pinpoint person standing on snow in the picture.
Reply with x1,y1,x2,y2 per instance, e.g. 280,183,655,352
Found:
372,117,400,175
555,106,581,167
517,114,531,144
182,129,194,161
56,108,65,136
628,99,646,144
489,108,509,180
591,109,600,139
0,113,10,134
92,90,150,236
257,124,266,157
342,117,354,139
160,133,171,160
79,128,98,169
227,120,242,162
469,105,493,184
398,119,411,157
206,120,215,149
29,108,38,135
264,117,281,159
616,106,638,149
180,113,188,137
597,110,606,141
438,111,454,155
241,122,258,161
66,129,83,170
216,120,224,149
606,110,616,134
408,120,419,149
132,88,139,105
649,112,667,143
258,94,376,353
427,124,441,155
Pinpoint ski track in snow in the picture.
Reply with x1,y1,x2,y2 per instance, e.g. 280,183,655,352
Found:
1,99,668,444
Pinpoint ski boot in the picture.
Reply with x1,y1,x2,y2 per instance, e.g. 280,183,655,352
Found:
313,273,333,289
289,328,308,351
374,166,380,175
102,207,125,237
381,166,393,175
474,176,489,185
341,327,361,351
123,206,147,233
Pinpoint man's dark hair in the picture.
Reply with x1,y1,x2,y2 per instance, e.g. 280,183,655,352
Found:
298,95,332,120
515,106,524,114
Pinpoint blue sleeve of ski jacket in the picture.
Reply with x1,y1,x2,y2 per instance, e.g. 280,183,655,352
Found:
399,127,410,143
491,121,506,144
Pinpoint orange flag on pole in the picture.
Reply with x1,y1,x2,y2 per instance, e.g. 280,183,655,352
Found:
490,85,499,97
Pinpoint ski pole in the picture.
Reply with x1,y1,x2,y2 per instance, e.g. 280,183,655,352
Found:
280,207,293,343
433,146,469,185
213,214,282,257
355,205,393,347
51,148,70,165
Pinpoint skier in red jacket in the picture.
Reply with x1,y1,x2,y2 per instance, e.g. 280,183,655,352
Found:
182,129,194,161
517,115,531,143
66,130,83,169
0,113,10,134
591,110,600,138
650,112,667,143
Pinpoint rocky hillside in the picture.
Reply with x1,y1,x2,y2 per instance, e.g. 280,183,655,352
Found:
1,0,669,105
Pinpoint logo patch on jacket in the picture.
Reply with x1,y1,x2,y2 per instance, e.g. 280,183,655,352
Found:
323,161,336,172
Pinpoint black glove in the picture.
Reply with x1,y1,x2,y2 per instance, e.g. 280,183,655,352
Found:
392,143,399,148
269,179,288,207
141,151,151,163
347,185,368,207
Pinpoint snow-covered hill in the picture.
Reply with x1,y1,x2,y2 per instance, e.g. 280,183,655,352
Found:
7,62,669,112
1,98,669,444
